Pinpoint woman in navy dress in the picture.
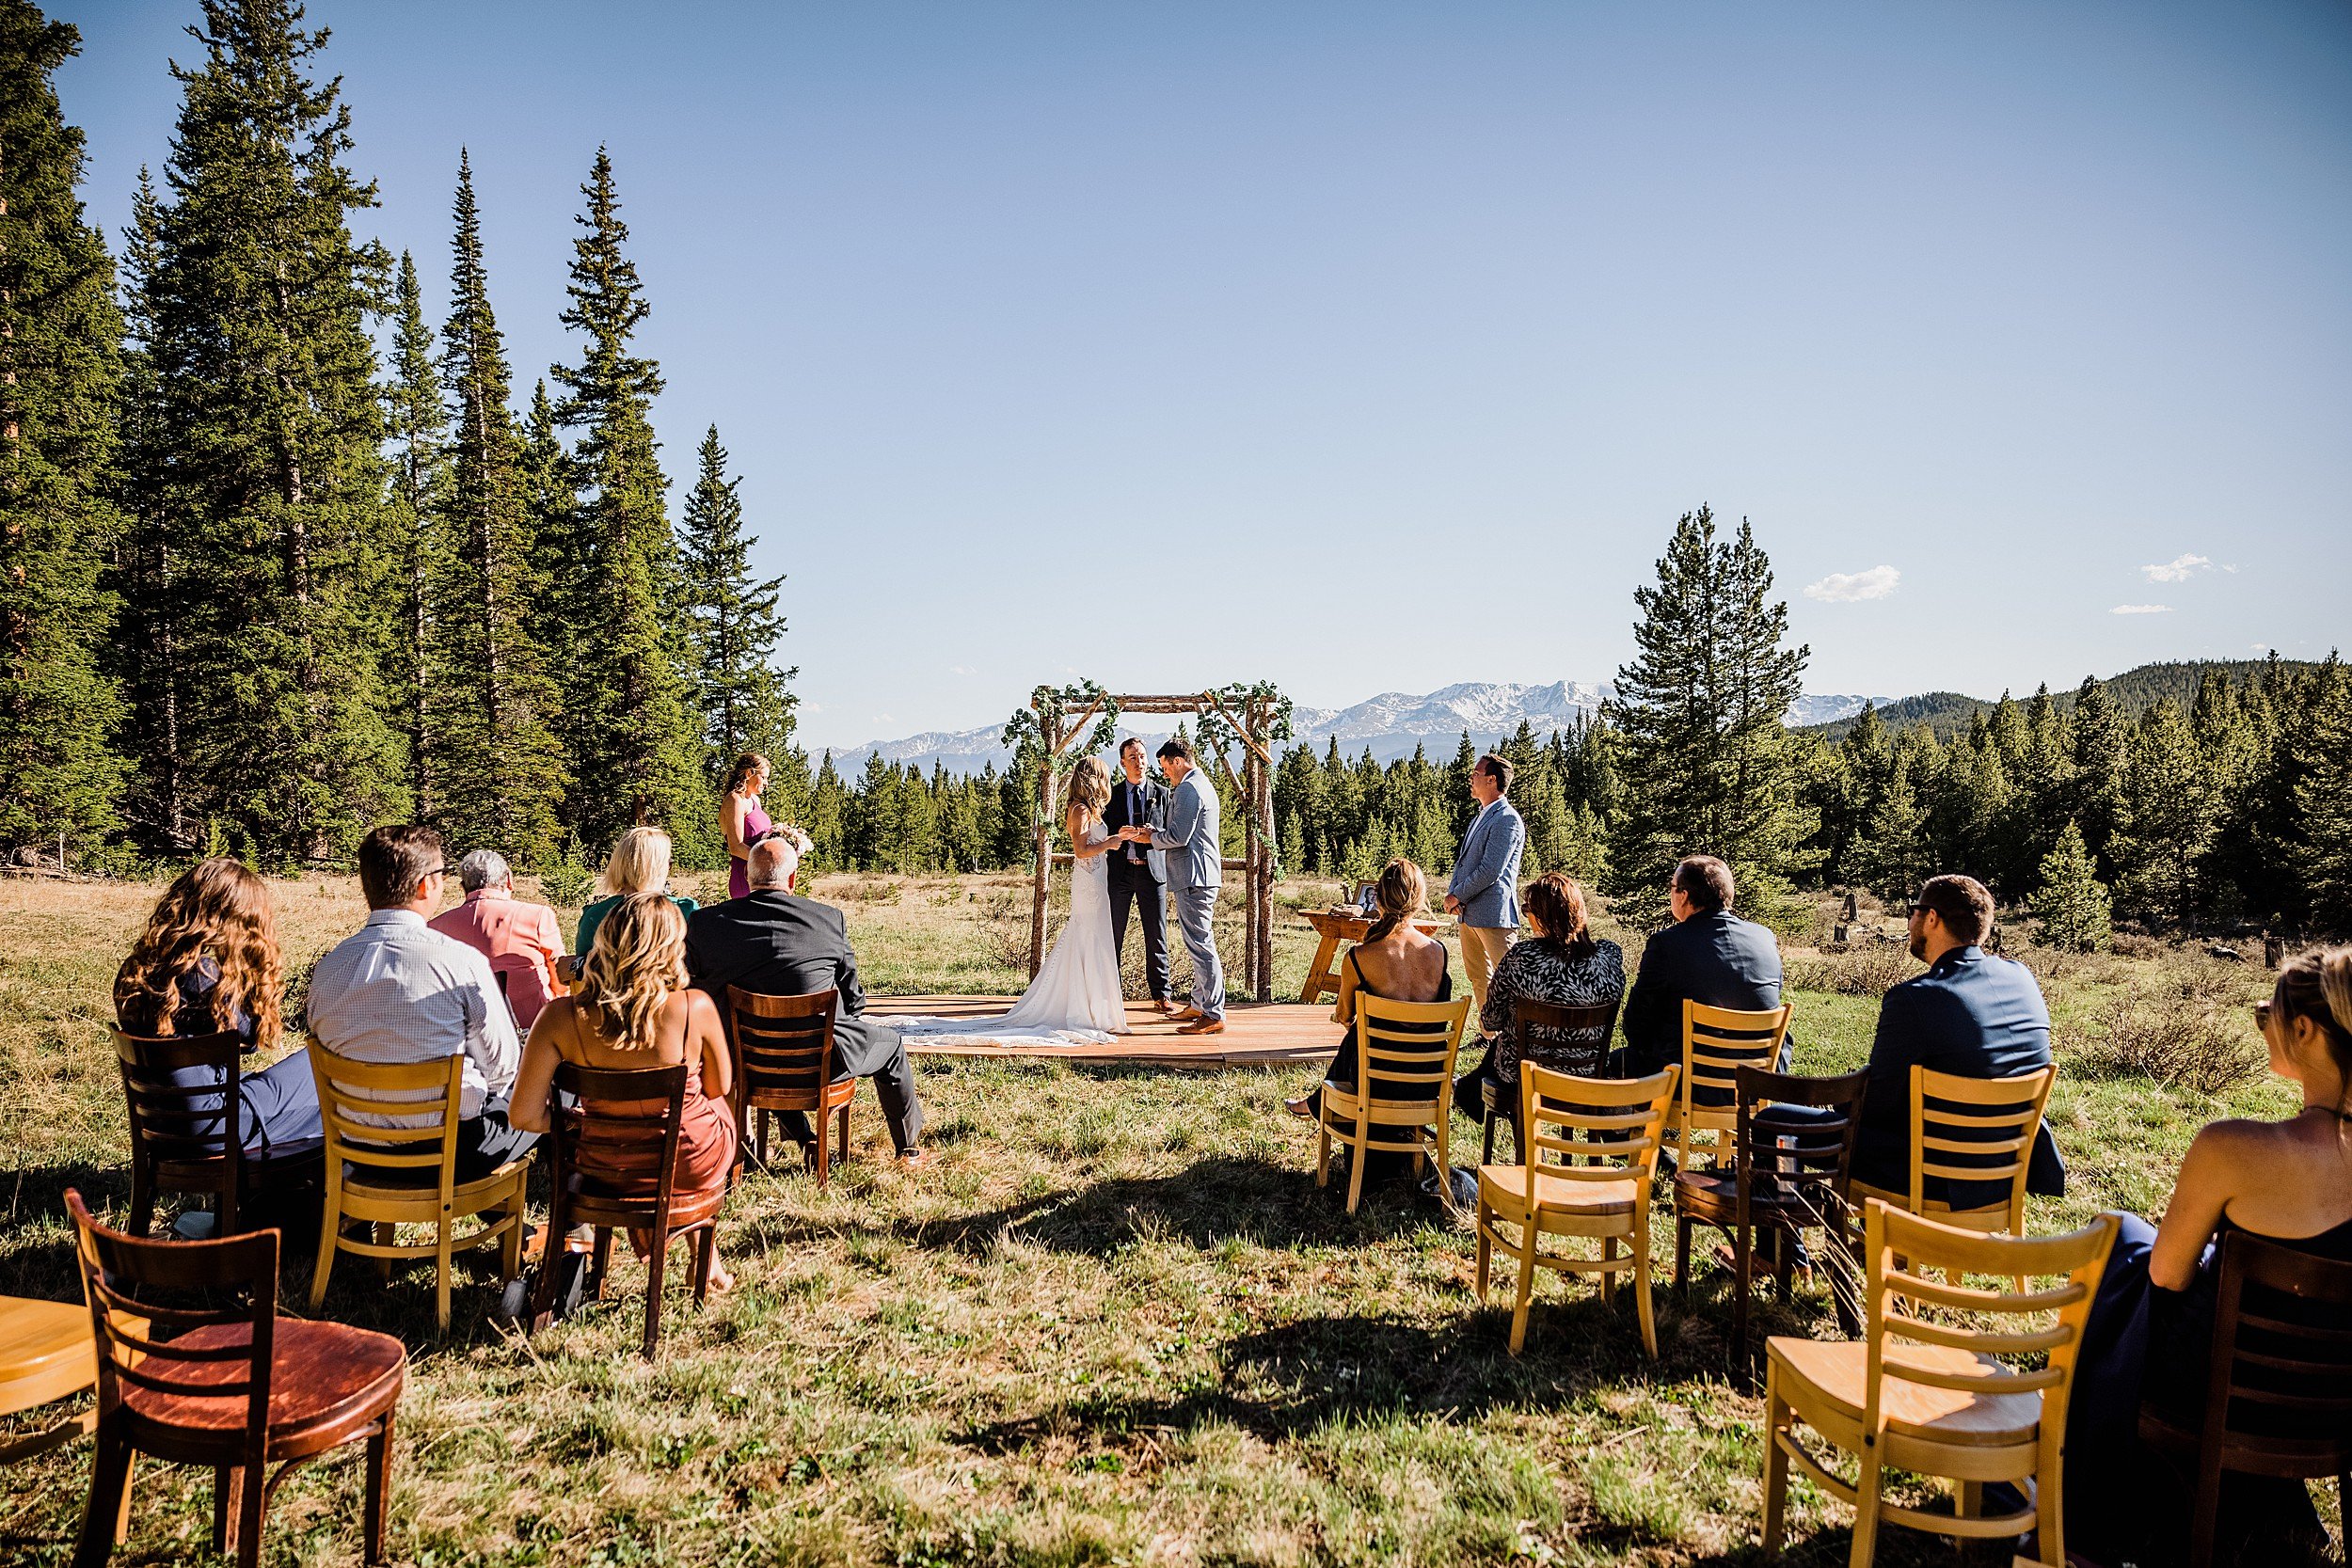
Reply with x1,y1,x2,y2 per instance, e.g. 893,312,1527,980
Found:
2063,946,2352,1565
112,857,321,1152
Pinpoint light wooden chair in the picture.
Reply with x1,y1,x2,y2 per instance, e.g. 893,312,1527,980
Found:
1314,991,1473,1215
1663,1001,1792,1174
66,1190,405,1568
1475,1063,1679,1357
1477,995,1622,1166
1850,1065,2057,1287
307,1044,531,1333
1761,1198,2120,1568
0,1294,145,1466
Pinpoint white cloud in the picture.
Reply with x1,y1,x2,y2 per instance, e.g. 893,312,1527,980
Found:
2110,604,2173,615
1803,564,1900,603
948,665,976,676
2141,553,2211,583
870,713,895,724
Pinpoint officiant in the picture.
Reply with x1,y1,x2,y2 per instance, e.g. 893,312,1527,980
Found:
1102,737,1177,1014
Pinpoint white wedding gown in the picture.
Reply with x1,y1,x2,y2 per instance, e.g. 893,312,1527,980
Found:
890,817,1130,1045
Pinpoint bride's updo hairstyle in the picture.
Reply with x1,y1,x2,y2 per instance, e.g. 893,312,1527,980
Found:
2269,947,2352,1110
1363,857,1427,943
1067,755,1112,820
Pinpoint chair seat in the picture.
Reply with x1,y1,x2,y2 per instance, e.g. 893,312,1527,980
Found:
341,1156,531,1196
1672,1168,1822,1220
1478,1164,1638,1217
0,1297,119,1417
1767,1335,2042,1447
120,1319,405,1457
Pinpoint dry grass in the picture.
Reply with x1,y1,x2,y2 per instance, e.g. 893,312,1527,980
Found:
0,874,2316,1565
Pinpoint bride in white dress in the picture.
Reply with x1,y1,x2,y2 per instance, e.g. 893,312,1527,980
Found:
892,755,1136,1045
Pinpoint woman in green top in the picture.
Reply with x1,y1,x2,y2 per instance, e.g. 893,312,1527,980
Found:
577,827,700,956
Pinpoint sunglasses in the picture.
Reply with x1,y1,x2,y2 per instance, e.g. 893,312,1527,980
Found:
2254,1000,2274,1031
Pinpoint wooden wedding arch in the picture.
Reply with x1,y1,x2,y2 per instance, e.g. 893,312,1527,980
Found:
1004,681,1294,1005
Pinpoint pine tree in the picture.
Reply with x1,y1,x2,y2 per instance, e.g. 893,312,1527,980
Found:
2293,659,2352,934
134,0,405,860
678,424,795,779
2069,677,2129,879
433,151,564,860
1606,506,1810,923
0,0,128,859
383,249,446,819
550,148,702,858
2115,698,2217,932
2029,821,2111,952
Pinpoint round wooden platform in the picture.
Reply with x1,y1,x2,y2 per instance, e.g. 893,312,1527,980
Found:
869,995,1337,1069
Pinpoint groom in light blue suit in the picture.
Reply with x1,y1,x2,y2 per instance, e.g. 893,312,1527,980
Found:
1130,737,1225,1033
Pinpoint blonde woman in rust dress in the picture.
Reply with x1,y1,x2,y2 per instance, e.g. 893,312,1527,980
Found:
514,893,739,1289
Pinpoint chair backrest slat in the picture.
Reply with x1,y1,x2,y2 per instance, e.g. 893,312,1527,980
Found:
1350,993,1472,1101
114,1026,249,1180
309,1044,467,1195
1731,1065,1869,1215
725,988,839,1115
1510,995,1622,1080
2200,1231,2352,1455
546,1060,689,1220
1519,1064,1678,1200
1907,1065,2054,1217
1677,1003,1793,1164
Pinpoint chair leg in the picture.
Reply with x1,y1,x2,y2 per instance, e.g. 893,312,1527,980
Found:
1760,1371,1789,1555
433,1208,455,1335
310,1179,342,1312
1474,1203,1492,1301
212,1464,234,1553
590,1227,613,1301
234,1456,263,1568
1848,1438,1883,1568
374,1222,395,1282
2189,1447,2222,1568
1674,1213,1692,1294
1344,1125,1369,1215
1732,1222,1753,1381
837,1101,851,1166
74,1428,134,1567
642,1221,670,1359
1632,1233,1659,1360
1315,1121,1331,1189
1481,1108,1497,1166
128,1160,153,1239
2035,1438,2065,1568
500,1182,525,1286
531,1182,570,1332
755,1108,769,1167
364,1412,394,1565
691,1225,715,1305
1508,1227,1536,1354
1599,1234,1617,1306
813,1103,832,1190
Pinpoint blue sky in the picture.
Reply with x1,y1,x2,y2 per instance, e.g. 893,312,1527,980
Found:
52,2,2352,751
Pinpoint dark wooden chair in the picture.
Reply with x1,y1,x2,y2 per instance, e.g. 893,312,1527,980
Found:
2137,1229,2352,1568
64,1189,405,1568
1672,1065,1869,1378
1478,995,1624,1165
112,1026,323,1238
529,1060,723,1359
723,987,853,1185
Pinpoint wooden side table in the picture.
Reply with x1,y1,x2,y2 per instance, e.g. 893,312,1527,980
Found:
1298,911,1449,1004
0,1294,143,1464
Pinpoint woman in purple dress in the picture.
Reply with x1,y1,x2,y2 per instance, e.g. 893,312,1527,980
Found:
722,752,773,900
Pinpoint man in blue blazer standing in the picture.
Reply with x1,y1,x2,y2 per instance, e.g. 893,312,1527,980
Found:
1620,855,1785,1081
1445,753,1527,1030
1852,873,2066,1206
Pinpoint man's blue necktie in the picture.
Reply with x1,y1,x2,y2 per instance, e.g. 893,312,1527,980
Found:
1127,783,1143,863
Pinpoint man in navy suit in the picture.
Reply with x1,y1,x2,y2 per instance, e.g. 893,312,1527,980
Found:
1851,873,2065,1205
1620,855,1785,1082
1101,738,1176,1015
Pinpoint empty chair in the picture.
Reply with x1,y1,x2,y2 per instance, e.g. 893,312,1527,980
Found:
1663,1000,1793,1173
530,1060,723,1358
113,1027,322,1238
724,987,854,1182
1673,1065,1869,1375
1762,1199,2120,1568
2136,1230,2352,1568
308,1043,531,1333
1476,1064,1679,1357
64,1189,405,1568
0,1293,144,1466
1314,991,1474,1215
1477,995,1623,1166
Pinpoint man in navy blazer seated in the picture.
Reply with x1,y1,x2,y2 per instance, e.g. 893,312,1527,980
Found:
1620,854,1785,1084
1851,873,2065,1207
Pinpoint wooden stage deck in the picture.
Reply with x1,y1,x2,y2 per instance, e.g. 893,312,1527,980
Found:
869,995,1337,1069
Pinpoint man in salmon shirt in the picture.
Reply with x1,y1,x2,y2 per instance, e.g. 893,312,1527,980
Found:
428,849,567,1028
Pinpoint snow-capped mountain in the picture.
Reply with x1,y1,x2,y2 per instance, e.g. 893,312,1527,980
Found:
827,681,1900,774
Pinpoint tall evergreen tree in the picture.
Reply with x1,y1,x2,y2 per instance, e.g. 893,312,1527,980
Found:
550,148,702,857
677,424,795,779
132,0,405,860
383,249,446,819
0,0,127,859
1605,506,1811,923
2115,697,2217,931
433,151,564,860
2029,821,2111,952
2293,658,2352,934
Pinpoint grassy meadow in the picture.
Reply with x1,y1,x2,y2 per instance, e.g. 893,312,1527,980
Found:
0,870,2316,1566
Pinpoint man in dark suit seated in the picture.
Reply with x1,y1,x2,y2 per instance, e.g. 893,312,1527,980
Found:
1620,854,1787,1085
1851,873,2064,1207
685,839,931,1169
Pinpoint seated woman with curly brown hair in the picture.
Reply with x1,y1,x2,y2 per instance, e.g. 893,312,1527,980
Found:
1450,871,1625,1131
512,892,739,1290
112,857,321,1153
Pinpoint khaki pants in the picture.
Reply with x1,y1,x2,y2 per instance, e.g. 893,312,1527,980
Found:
1458,925,1517,1032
